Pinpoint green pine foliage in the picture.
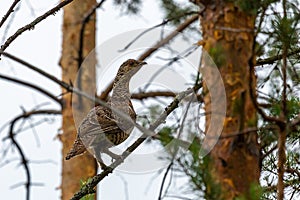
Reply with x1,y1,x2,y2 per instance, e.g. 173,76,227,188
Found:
114,0,300,199
113,0,142,14
154,0,300,199
160,0,198,25
79,178,95,200
255,1,300,199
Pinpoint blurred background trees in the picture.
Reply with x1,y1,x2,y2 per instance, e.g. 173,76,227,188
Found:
0,0,299,200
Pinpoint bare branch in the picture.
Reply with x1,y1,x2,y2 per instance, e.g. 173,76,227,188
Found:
119,13,199,53
98,81,113,100
261,145,277,161
256,47,300,66
157,99,194,200
290,113,300,131
286,167,300,178
1,52,200,200
78,0,107,68
158,162,173,200
0,0,21,28
98,14,199,100
70,83,202,200
77,0,107,106
0,51,184,137
0,73,63,107
131,91,175,99
0,51,73,91
137,14,199,61
0,0,74,53
248,40,285,126
6,109,61,200
131,91,203,102
0,53,146,138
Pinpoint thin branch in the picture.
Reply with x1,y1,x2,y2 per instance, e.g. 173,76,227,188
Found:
255,47,300,66
176,157,202,191
1,4,20,45
142,45,199,92
0,51,73,91
0,0,74,53
70,84,202,200
289,185,300,200
0,51,152,135
286,167,300,178
98,81,113,100
158,162,173,200
0,0,21,28
137,14,199,61
254,6,267,37
10,182,44,190
290,113,300,131
0,73,63,107
116,174,129,200
78,0,107,68
77,0,107,106
24,0,36,17
157,97,193,200
261,145,277,161
263,181,298,193
6,109,61,139
0,50,198,144
119,13,199,53
7,109,61,200
248,38,285,126
98,14,199,100
1,51,201,200
131,91,175,99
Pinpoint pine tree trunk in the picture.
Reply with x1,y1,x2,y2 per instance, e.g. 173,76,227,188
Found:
59,1,97,199
200,2,260,199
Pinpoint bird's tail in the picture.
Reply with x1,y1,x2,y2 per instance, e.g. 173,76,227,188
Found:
65,137,86,160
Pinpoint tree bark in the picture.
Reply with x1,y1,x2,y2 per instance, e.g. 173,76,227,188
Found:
60,0,97,199
200,2,260,199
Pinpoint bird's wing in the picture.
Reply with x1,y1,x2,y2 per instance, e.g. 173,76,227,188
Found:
78,106,121,147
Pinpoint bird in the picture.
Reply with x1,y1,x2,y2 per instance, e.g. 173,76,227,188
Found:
65,59,147,169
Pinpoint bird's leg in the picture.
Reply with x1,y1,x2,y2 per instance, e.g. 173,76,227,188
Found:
96,154,108,170
92,147,108,170
103,149,123,162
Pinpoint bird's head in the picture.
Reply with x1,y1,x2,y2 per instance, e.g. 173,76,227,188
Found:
115,59,147,83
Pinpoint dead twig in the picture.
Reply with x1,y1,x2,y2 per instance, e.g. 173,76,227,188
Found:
98,14,199,100
5,109,61,200
0,73,63,107
0,0,74,53
0,0,21,28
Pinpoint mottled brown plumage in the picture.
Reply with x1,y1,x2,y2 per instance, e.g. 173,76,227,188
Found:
65,59,147,169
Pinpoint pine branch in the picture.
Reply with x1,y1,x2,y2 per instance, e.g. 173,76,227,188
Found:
256,47,300,66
